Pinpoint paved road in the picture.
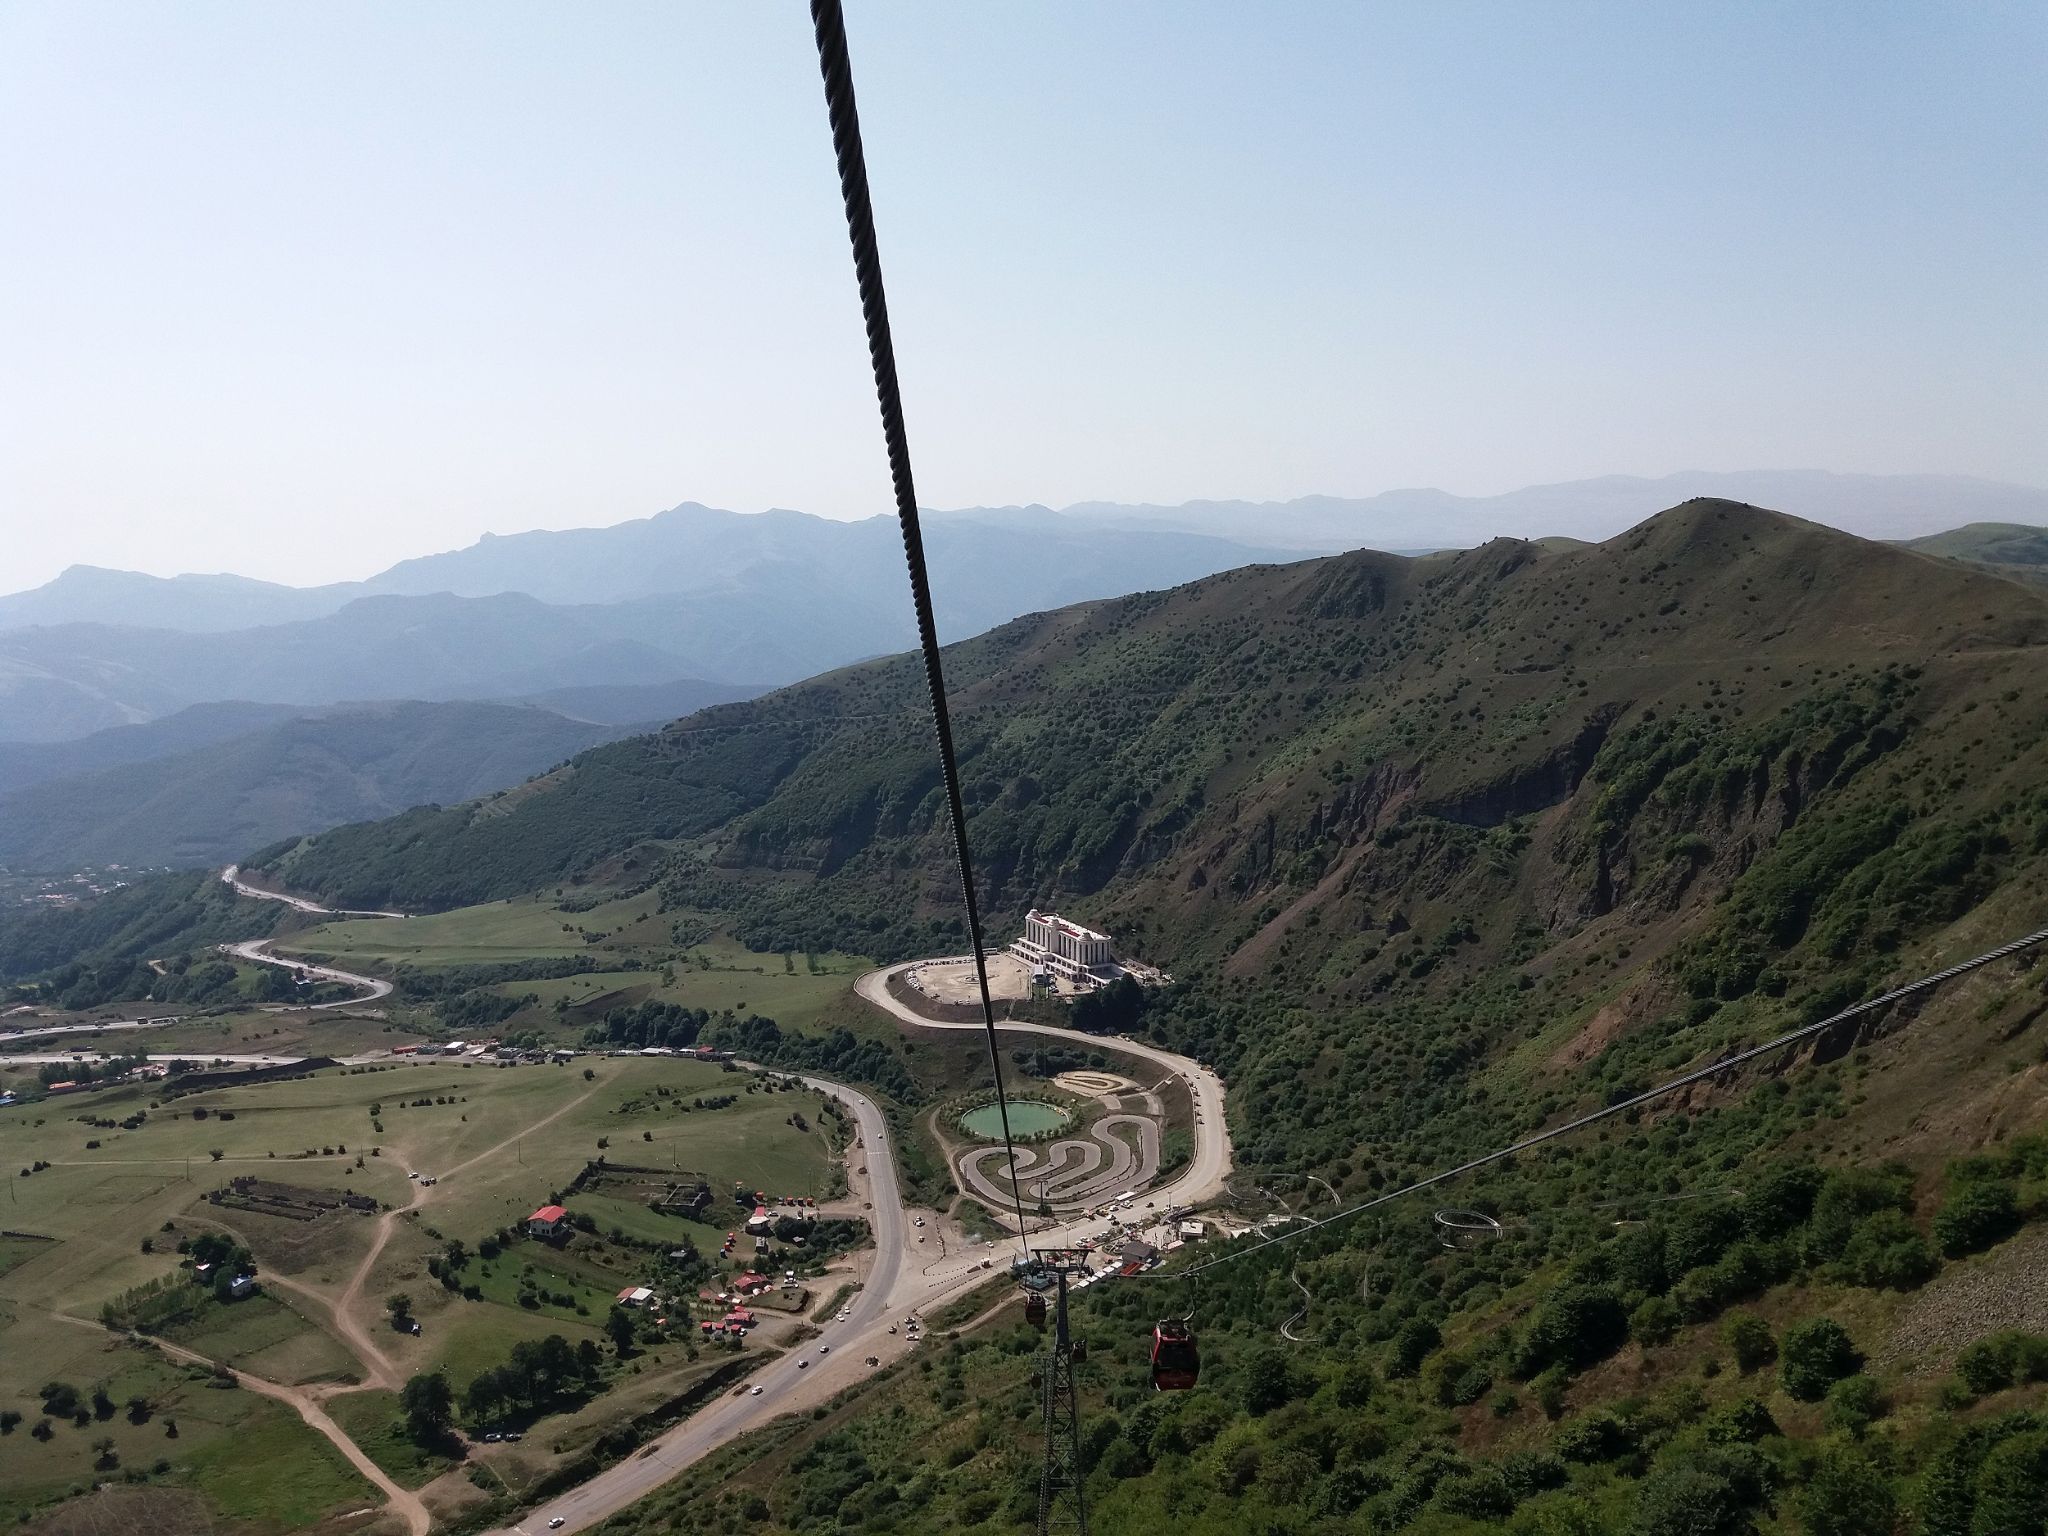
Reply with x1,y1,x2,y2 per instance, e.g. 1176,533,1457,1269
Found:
221,863,407,919
956,1112,1161,1210
3,1050,341,1067
501,1076,934,1536
0,1015,182,1044
856,960,1234,1216
221,937,394,1007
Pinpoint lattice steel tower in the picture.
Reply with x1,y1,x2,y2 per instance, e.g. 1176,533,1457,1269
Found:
1032,1255,1090,1536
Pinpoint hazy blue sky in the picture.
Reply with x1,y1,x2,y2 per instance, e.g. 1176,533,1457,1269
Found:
3,2,2044,587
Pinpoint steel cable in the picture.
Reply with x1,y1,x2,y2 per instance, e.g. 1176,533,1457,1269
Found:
809,0,1033,1252
1154,922,2048,1282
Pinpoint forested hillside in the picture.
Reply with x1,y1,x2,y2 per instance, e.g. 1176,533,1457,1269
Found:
253,500,2048,1533
0,699,642,871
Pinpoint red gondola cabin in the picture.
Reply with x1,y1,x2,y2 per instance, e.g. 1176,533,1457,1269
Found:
1151,1321,1199,1391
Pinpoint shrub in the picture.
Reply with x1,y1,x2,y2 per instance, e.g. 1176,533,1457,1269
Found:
1386,1317,1440,1378
1934,1180,2021,1258
1952,1330,2048,1398
1704,1396,1778,1444
1793,1444,1898,1536
1628,1448,1766,1536
1630,1295,1682,1346
1836,1209,1938,1289
1971,1428,2048,1536
1432,1466,1515,1520
1554,1411,1633,1463
1723,1313,1776,1373
1517,1284,1629,1375
1780,1318,1862,1401
1802,1166,1912,1265
1822,1373,1887,1434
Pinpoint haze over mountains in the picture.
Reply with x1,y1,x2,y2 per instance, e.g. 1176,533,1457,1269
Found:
2,472,2042,878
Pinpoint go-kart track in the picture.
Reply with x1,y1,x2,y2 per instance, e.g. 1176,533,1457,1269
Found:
955,1073,1165,1214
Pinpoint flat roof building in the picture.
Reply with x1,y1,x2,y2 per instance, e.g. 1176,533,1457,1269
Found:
1011,910,1118,987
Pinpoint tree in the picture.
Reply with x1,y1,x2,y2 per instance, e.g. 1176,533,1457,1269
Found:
576,1338,604,1379
1629,1448,1767,1536
0,1409,20,1434
1241,1347,1293,1415
464,1371,504,1428
1837,1209,1938,1290
1972,1429,2048,1535
386,1292,413,1325
1934,1180,2020,1258
91,1435,118,1470
399,1372,454,1445
1780,1318,1862,1402
605,1305,637,1355
30,1418,54,1442
1387,1317,1440,1377
1793,1445,1897,1536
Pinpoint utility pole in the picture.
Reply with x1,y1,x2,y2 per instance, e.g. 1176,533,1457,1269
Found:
1022,1250,1091,1536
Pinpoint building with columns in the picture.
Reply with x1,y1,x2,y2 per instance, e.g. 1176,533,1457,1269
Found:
1011,910,1117,986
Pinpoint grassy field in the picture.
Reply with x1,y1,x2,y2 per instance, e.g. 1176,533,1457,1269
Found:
0,1327,375,1528
177,1396,380,1526
162,1291,358,1384
325,1387,463,1488
278,892,871,1035
292,892,667,968
0,1048,837,1526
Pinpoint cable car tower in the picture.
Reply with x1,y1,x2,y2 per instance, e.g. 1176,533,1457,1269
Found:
1017,1250,1093,1536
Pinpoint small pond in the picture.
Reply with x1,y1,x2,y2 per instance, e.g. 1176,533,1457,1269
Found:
959,1100,1070,1140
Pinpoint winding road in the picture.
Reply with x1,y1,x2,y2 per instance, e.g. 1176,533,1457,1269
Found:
502,968,1235,1536
857,960,1234,1218
202,874,1234,1535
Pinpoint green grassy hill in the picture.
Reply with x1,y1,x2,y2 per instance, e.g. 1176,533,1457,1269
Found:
134,501,2048,1530
0,699,640,872
1897,521,2048,589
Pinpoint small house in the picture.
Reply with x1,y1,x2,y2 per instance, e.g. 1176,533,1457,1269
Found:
527,1204,570,1239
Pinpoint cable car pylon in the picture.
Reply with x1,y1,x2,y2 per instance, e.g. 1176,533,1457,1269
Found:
1017,1251,1091,1536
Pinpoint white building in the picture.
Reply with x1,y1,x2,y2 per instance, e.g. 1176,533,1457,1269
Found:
1011,910,1117,987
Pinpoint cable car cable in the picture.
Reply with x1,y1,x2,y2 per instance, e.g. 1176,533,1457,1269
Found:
808,0,1033,1255
1148,921,2048,1285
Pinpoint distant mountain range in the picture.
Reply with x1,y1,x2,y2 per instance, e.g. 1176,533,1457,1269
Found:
2,474,2042,874
1041,470,2048,552
0,508,1301,743
0,699,647,871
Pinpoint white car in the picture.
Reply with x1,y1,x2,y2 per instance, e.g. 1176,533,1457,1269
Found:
797,1359,808,1369
549,1520,565,1530
749,1385,763,1396
819,1344,830,1354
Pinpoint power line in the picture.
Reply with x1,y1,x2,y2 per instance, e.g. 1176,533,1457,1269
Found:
809,0,1031,1254
1152,922,2048,1283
